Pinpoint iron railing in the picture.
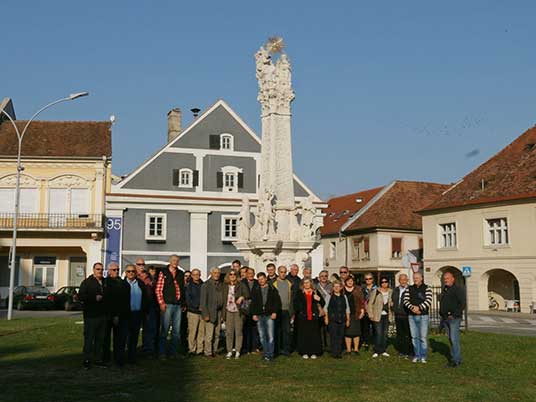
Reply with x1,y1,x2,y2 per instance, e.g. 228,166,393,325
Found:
429,285,467,330
0,213,104,230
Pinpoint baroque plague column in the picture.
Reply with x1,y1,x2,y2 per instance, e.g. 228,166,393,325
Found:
234,38,322,268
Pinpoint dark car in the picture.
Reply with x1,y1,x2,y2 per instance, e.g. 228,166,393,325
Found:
9,286,55,310
51,286,81,311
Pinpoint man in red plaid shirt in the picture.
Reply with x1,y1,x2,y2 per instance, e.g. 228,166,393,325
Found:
155,254,185,359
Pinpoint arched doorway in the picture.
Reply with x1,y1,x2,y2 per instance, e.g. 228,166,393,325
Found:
436,266,465,286
482,269,520,311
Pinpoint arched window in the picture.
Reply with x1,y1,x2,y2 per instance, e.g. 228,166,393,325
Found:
178,168,193,188
220,134,234,151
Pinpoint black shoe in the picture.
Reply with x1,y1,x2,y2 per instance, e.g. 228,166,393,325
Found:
83,360,91,370
446,361,461,368
94,361,108,369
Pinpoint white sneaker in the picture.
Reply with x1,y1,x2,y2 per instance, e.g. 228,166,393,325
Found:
381,352,390,357
310,355,317,360
234,352,240,360
226,352,233,359
302,354,309,359
372,353,379,358
421,359,427,364
412,357,419,363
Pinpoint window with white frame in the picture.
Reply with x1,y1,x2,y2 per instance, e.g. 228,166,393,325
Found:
145,213,167,241
220,134,234,150
178,168,193,188
486,218,508,245
221,166,242,192
222,215,238,241
439,223,457,248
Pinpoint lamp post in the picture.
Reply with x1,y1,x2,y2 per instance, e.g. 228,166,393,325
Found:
0,92,89,320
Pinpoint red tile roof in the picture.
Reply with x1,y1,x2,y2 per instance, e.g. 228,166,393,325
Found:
0,120,112,158
420,126,536,213
321,187,383,236
342,181,450,233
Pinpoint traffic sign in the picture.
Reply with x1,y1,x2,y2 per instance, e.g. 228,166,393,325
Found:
462,266,472,277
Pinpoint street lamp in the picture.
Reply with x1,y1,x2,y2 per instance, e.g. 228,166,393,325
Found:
0,92,89,320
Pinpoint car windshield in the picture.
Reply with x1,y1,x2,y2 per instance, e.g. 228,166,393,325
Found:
27,286,50,295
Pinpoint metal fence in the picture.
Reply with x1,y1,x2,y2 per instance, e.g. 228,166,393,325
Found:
0,213,104,229
429,285,468,330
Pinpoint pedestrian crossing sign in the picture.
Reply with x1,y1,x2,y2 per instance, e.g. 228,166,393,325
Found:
462,266,472,277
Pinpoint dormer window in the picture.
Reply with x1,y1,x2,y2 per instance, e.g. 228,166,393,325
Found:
220,134,234,150
178,168,193,188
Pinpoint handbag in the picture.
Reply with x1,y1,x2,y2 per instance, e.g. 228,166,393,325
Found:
240,299,251,315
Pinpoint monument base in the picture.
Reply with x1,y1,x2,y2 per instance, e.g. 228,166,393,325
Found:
234,240,318,270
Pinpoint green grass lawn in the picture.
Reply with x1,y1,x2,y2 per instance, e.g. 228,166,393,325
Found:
1,316,535,402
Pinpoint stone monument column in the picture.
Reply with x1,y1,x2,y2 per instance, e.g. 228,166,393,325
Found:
235,38,322,269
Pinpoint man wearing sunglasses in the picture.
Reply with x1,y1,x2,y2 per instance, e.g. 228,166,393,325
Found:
135,258,146,277
79,262,107,370
122,264,149,365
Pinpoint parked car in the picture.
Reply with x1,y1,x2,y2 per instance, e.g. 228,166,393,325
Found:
51,286,81,311
8,286,55,310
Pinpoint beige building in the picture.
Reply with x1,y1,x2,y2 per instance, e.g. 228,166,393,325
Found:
420,125,536,313
321,180,449,285
0,105,112,297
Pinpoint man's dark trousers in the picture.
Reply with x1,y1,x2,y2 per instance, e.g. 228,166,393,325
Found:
83,316,106,362
395,315,413,356
276,310,292,355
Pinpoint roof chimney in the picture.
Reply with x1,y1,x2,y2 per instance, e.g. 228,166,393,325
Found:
167,108,181,142
191,108,201,118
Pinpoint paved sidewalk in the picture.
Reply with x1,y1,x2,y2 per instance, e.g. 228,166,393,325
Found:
468,310,536,336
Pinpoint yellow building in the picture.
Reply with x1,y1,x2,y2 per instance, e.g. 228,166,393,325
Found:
420,125,536,313
0,114,111,297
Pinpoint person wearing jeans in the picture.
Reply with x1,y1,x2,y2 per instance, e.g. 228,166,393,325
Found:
155,255,185,359
404,272,433,363
440,271,466,367
250,272,281,361
366,276,392,358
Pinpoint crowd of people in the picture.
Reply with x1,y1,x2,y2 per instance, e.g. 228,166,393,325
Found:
78,256,466,369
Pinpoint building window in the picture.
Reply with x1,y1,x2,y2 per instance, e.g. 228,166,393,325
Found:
352,238,360,260
487,218,508,245
219,166,243,193
178,168,193,188
363,237,370,260
145,213,167,241
222,215,238,241
391,237,402,259
439,223,456,248
329,241,336,259
220,134,234,150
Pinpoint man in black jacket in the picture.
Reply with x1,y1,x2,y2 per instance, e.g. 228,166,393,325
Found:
440,271,466,367
123,264,149,364
185,268,204,355
391,273,412,357
250,272,281,361
102,262,130,366
79,262,107,369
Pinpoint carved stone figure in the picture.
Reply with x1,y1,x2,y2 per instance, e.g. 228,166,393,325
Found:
300,196,318,240
237,197,251,242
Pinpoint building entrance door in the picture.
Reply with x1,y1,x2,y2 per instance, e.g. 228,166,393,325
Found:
33,256,57,290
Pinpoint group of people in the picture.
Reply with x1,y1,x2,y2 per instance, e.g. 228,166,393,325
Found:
79,257,466,369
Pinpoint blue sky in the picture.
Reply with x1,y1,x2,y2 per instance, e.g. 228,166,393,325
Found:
2,1,535,199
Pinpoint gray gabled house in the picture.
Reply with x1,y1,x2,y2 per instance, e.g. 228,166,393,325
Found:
105,100,323,277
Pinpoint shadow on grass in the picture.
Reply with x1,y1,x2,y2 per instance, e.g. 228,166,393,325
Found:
0,344,38,358
0,349,197,402
429,338,450,362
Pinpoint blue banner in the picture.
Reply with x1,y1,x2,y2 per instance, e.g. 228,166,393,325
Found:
104,217,122,271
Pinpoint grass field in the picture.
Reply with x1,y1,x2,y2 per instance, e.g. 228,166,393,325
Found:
1,316,535,402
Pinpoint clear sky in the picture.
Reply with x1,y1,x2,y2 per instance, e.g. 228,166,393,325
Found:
2,1,535,200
